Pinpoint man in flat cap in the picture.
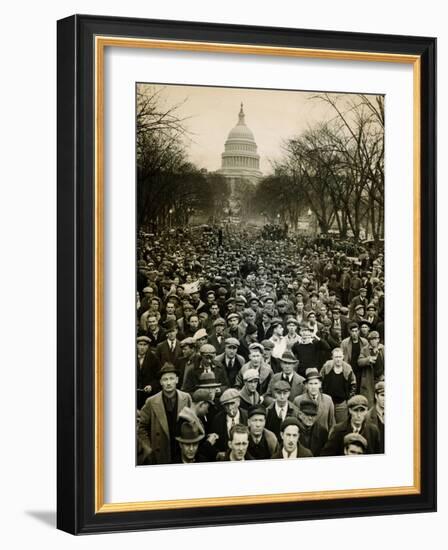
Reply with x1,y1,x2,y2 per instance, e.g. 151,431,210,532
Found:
239,369,263,410
207,318,227,355
321,394,380,456
343,433,368,455
235,342,273,394
225,312,241,340
155,319,182,368
257,309,274,341
263,351,305,407
247,405,279,459
366,380,385,452
296,399,329,457
272,417,313,459
136,336,162,409
182,343,228,395
265,379,299,442
214,337,245,387
349,286,369,318
357,330,385,407
138,363,192,465
294,368,335,433
209,388,248,454
177,337,198,388
261,339,281,374
341,322,369,394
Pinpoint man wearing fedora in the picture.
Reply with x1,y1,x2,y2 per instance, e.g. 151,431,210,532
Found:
272,417,313,459
246,405,279,459
263,351,305,407
294,368,335,433
174,420,206,464
138,363,192,464
155,319,182,368
321,394,381,456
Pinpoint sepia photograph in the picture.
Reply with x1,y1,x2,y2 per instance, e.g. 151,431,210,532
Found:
135,83,385,466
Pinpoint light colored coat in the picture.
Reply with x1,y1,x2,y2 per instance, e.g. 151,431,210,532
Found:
138,390,191,464
293,391,335,432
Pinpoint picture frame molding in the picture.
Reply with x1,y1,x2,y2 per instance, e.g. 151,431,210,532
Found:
57,14,436,535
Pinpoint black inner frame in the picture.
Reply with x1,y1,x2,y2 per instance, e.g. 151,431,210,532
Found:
57,14,436,535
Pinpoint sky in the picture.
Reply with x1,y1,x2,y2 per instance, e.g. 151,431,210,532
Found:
137,83,378,174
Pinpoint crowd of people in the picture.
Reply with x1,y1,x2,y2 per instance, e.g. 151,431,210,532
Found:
135,225,385,465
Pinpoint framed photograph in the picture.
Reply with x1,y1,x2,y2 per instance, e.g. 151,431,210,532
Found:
57,14,436,534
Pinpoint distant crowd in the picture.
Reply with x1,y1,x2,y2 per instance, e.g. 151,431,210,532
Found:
135,226,385,465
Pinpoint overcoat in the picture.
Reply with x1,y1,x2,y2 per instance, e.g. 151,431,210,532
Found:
137,389,192,464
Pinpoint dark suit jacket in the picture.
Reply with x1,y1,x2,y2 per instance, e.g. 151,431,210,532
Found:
208,334,226,356
155,339,183,368
214,352,245,387
298,422,329,457
209,408,248,452
320,418,381,456
272,443,313,459
265,401,299,441
136,350,161,408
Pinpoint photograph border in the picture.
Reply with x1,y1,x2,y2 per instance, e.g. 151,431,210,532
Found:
57,14,436,534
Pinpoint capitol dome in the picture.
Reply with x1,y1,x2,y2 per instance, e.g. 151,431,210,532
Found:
217,103,262,182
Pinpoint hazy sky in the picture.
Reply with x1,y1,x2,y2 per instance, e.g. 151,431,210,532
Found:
138,83,377,174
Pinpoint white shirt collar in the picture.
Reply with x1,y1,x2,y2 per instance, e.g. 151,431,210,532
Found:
282,447,298,459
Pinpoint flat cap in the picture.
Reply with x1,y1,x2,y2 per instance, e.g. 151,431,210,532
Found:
235,295,247,304
273,379,291,392
298,399,318,416
354,303,365,311
180,337,196,347
136,336,151,344
142,286,154,294
260,339,275,350
219,388,241,405
285,317,299,326
347,394,369,410
368,331,380,340
248,342,264,353
375,380,385,393
193,328,208,341
226,313,241,322
366,303,377,310
213,318,226,327
224,337,240,347
243,368,260,382
271,317,284,328
248,405,266,419
343,433,368,450
245,323,258,336
199,343,216,355
280,416,300,432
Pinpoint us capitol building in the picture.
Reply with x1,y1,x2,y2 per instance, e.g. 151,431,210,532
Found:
217,103,262,185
